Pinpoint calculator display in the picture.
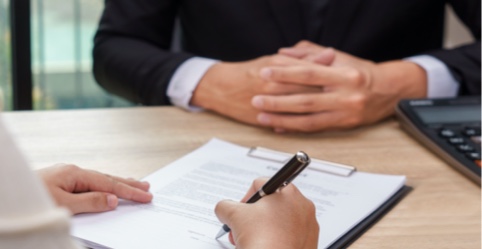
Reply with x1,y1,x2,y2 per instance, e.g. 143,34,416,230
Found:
414,105,481,124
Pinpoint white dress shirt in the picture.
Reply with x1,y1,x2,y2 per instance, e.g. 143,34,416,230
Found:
167,57,218,111
406,55,459,98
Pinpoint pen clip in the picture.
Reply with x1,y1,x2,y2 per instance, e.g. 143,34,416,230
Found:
276,151,311,192
281,160,307,189
277,169,300,191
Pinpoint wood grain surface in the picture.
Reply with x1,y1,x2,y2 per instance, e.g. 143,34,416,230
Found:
2,107,480,248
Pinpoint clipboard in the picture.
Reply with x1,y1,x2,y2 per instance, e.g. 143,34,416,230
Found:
328,185,412,248
72,138,411,249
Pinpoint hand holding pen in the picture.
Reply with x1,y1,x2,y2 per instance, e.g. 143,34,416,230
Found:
214,152,319,248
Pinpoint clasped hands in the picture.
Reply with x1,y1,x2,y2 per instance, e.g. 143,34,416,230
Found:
192,40,427,133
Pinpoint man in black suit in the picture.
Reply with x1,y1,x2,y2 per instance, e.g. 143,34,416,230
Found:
93,0,480,132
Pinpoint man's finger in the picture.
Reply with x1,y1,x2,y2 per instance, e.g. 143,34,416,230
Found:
278,47,311,59
294,40,325,49
240,177,269,202
256,111,346,132
260,65,350,86
215,200,241,227
102,173,151,192
311,48,336,65
216,178,269,245
74,170,153,203
252,92,342,114
62,191,118,214
280,47,335,65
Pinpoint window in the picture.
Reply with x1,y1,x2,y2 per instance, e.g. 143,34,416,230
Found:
30,0,132,110
0,0,11,110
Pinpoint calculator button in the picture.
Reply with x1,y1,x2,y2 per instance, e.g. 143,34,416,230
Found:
466,152,481,160
439,129,456,138
448,137,465,144
457,144,474,152
464,128,480,137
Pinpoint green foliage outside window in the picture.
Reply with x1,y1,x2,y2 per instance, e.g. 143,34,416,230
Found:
0,0,12,110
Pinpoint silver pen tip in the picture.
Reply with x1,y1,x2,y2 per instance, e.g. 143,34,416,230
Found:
215,229,228,239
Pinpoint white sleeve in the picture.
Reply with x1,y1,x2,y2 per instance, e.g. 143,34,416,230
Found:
0,116,82,249
405,55,459,98
167,57,219,112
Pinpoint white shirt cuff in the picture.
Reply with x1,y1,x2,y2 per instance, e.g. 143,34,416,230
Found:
167,57,219,112
405,55,459,98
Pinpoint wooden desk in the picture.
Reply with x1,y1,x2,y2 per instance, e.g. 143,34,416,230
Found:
2,107,480,248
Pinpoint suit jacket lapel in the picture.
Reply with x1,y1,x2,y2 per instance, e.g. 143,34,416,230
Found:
265,0,305,46
320,0,364,47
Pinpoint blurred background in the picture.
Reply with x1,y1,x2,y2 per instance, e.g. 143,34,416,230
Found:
0,0,131,111
0,0,475,111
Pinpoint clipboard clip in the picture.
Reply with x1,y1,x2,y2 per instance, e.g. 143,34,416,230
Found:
248,147,356,177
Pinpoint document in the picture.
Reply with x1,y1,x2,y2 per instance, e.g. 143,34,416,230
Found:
72,138,406,249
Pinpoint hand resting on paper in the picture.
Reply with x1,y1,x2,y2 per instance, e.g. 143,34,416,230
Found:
215,178,319,249
37,164,153,215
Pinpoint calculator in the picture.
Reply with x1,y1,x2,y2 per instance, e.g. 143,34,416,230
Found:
396,96,481,185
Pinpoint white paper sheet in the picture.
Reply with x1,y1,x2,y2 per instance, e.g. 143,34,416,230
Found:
72,138,405,249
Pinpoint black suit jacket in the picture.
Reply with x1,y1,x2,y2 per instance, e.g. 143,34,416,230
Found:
93,0,481,105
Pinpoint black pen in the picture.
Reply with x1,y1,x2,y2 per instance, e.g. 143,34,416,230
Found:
215,151,311,239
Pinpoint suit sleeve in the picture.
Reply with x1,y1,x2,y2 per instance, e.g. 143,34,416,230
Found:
93,0,194,105
425,0,481,96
